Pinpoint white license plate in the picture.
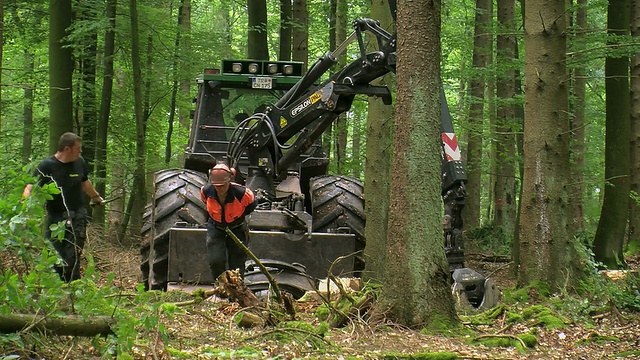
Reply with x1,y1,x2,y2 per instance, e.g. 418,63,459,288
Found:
251,77,273,89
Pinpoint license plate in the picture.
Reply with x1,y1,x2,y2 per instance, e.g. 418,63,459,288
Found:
251,77,273,89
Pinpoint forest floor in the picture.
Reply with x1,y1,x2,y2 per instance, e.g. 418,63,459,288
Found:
4,234,640,359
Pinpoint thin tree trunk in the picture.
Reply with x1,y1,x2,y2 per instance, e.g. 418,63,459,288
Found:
178,0,191,132
494,0,517,237
77,2,98,171
49,0,74,152
0,0,3,131
593,0,630,269
22,52,34,164
462,0,491,229
279,0,292,61
630,0,640,254
94,0,117,228
247,0,269,60
334,0,347,174
569,0,586,235
292,0,308,70
352,117,361,178
119,0,147,240
166,4,184,164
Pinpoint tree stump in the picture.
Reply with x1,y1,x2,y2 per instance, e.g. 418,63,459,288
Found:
217,269,259,308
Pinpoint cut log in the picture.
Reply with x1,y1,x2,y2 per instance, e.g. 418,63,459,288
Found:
0,313,115,336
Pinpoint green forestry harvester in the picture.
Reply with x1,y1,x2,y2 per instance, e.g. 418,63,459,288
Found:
140,18,498,308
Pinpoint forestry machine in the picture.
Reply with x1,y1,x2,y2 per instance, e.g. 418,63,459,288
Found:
140,18,498,308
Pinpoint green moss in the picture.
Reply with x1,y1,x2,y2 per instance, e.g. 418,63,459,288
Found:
460,304,505,325
278,320,315,333
521,305,568,329
575,333,620,346
471,333,535,354
315,304,330,321
503,281,551,304
166,347,192,358
506,311,523,324
614,350,640,357
517,333,538,348
420,315,461,335
381,351,459,359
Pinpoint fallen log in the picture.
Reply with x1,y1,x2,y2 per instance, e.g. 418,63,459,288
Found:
0,313,115,336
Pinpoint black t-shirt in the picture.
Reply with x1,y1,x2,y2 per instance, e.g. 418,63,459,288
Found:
35,155,90,212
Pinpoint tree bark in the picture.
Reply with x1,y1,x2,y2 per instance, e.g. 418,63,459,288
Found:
494,0,517,237
462,0,491,229
292,0,308,70
363,0,394,282
76,2,98,171
247,0,269,60
518,0,586,291
279,0,292,61
120,0,147,239
630,0,640,254
593,0,630,269
383,0,458,327
49,0,74,152
94,0,117,228
334,0,347,174
568,0,586,235
0,313,114,337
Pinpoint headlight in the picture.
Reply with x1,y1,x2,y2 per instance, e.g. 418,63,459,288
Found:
248,63,259,74
283,64,293,75
267,63,278,74
231,63,243,73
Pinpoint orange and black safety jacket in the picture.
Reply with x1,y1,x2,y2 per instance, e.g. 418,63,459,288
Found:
200,183,257,228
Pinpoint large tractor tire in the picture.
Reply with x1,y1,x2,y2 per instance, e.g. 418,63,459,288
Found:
310,175,366,273
140,169,209,290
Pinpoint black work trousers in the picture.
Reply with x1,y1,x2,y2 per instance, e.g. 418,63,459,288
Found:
45,207,88,282
205,219,248,280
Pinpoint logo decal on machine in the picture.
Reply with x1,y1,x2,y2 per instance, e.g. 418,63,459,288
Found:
290,92,322,117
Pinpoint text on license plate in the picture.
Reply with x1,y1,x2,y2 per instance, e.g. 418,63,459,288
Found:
251,77,273,89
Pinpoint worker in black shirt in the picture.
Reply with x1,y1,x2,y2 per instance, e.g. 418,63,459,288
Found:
23,132,104,282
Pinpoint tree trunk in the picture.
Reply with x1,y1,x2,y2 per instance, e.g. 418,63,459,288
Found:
352,117,361,179
247,0,269,60
120,0,147,239
178,0,191,132
279,0,292,61
76,2,98,171
0,0,3,131
630,0,640,254
94,0,117,228
363,0,395,282
462,0,491,230
292,0,308,70
334,0,347,174
382,0,458,327
494,0,517,237
593,0,630,269
22,52,34,164
569,0,586,235
166,4,185,164
518,0,585,291
49,0,74,152
0,313,114,336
